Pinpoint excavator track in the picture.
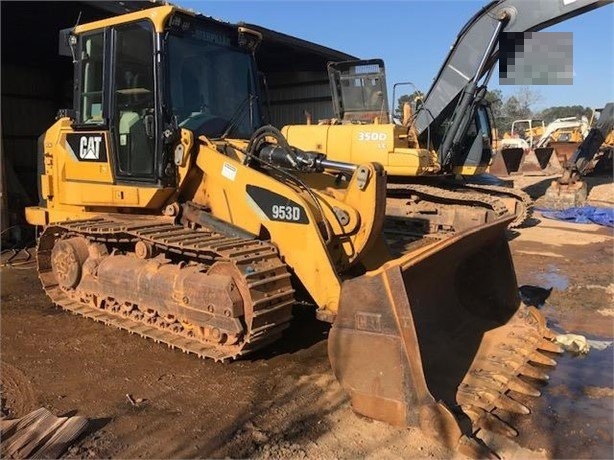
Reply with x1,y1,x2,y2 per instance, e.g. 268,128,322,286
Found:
462,183,533,228
386,182,532,233
386,183,510,234
37,217,295,362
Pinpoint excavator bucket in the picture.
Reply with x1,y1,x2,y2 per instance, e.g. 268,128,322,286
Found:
489,148,524,176
542,180,588,210
534,147,564,174
550,142,582,167
329,217,560,454
520,147,563,175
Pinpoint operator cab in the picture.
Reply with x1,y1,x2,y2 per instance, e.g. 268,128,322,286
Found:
328,59,390,123
449,101,496,170
65,11,263,186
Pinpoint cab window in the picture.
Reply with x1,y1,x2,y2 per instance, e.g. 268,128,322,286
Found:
113,21,156,177
79,33,104,124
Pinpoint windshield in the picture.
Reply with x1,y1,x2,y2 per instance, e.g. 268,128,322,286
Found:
167,25,261,139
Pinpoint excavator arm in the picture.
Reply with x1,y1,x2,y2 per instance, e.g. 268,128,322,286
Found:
414,0,613,167
565,103,614,178
542,103,614,208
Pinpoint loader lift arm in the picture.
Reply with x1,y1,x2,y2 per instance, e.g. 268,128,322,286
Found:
414,0,612,169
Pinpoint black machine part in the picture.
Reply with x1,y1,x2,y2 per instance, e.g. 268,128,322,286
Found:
246,125,357,174
560,102,614,184
414,0,612,162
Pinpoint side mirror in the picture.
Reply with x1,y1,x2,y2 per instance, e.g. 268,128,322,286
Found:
238,26,262,52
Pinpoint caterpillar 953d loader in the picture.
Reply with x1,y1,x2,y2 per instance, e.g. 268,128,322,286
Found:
282,0,612,234
26,5,565,456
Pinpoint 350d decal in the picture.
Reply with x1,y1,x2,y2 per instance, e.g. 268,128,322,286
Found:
246,185,309,224
66,133,108,162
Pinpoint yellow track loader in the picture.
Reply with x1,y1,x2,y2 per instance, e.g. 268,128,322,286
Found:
26,5,565,456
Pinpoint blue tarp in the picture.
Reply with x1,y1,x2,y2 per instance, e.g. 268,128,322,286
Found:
539,206,614,227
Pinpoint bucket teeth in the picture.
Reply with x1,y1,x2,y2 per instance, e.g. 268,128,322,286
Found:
463,405,519,438
452,306,558,453
496,342,535,362
529,350,557,367
458,386,530,415
518,363,550,381
470,366,542,398
492,392,530,415
507,376,541,397
538,338,564,354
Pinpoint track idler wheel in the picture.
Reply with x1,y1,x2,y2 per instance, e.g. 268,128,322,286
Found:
50,237,90,289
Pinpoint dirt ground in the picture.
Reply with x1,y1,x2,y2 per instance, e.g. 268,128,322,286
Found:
1,175,612,459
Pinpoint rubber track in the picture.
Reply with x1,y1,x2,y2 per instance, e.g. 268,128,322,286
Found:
37,217,295,362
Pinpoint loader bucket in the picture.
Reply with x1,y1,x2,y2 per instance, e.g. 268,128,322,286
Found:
329,217,560,453
489,148,524,176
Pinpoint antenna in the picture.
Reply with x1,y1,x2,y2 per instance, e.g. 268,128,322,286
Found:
74,11,82,29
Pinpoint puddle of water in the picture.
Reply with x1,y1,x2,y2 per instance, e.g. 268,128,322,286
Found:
541,344,613,458
534,264,569,291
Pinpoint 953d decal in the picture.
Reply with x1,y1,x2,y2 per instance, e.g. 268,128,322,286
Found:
246,185,309,224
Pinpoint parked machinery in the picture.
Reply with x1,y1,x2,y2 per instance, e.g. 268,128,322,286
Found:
283,0,611,233
25,3,613,456
542,103,614,209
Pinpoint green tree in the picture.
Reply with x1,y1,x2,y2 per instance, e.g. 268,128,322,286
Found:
395,90,424,119
484,89,504,134
496,87,542,135
515,86,542,117
499,96,522,134
536,105,593,123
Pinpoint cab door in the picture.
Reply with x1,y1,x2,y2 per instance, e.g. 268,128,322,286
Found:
110,20,158,182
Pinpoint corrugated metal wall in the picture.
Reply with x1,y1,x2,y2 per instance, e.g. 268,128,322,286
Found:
267,71,334,127
2,64,65,198
0,2,350,235
1,1,105,234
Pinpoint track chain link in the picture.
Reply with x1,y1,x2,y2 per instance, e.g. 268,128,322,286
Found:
37,217,295,362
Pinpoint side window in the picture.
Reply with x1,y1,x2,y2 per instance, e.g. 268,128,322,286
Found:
476,107,492,146
114,21,155,177
79,33,104,124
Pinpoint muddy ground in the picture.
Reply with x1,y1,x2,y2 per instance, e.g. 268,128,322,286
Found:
1,175,612,459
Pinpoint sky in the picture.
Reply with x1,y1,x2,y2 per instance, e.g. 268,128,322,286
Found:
178,0,614,112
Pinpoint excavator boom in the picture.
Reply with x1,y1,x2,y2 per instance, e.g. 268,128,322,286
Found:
414,0,612,163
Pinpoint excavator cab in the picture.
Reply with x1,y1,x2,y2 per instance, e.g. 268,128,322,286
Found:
328,59,390,123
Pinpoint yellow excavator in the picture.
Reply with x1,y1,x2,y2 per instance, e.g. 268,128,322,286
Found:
283,59,532,233
283,0,612,234
25,4,576,457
